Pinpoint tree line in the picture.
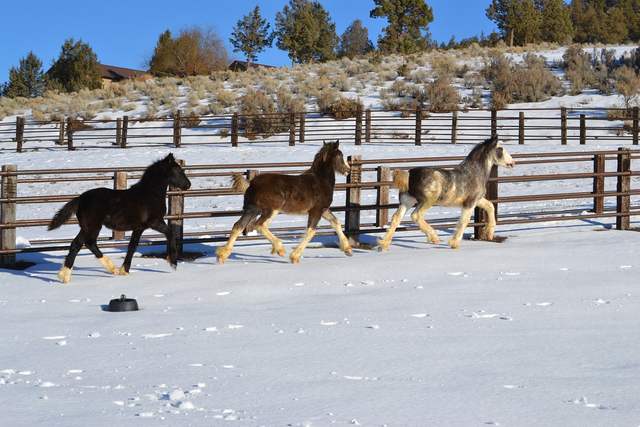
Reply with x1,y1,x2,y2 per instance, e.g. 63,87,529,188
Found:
3,0,640,99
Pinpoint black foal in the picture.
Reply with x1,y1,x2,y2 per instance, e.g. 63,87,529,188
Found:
48,154,191,284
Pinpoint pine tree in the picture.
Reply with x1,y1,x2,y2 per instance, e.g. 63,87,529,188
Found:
46,39,101,93
149,30,176,76
486,0,542,46
230,6,275,64
274,0,338,63
338,20,374,58
2,52,45,98
369,0,434,54
538,0,574,43
605,6,629,43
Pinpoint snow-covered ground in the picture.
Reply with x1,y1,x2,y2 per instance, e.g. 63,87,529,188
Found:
1,227,639,426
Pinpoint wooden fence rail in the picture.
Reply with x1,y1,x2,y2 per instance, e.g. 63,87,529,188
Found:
2,107,640,152
1,149,639,267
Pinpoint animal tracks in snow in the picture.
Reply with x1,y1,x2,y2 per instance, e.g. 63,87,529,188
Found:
568,396,616,410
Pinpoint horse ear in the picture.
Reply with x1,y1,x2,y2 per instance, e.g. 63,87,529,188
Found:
165,153,175,162
485,136,499,148
333,140,340,149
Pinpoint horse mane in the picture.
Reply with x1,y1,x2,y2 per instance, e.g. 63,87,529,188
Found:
139,157,169,185
462,138,497,166
307,144,334,173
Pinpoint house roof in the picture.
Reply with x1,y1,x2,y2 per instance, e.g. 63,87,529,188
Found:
97,64,149,80
228,60,276,71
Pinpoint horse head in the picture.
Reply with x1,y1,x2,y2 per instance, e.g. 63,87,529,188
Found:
486,137,515,169
319,140,350,176
164,153,192,190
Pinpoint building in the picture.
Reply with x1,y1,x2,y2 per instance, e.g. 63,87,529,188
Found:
228,60,276,72
97,64,151,86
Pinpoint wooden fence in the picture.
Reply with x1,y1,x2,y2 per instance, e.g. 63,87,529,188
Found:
1,148,638,267
1,107,639,152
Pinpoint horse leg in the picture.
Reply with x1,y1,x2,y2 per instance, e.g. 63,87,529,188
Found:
321,209,352,256
118,229,143,275
290,210,322,264
58,231,85,284
255,210,285,257
410,200,440,244
85,231,117,275
150,220,177,269
216,208,260,264
378,193,414,251
449,206,474,249
475,197,496,241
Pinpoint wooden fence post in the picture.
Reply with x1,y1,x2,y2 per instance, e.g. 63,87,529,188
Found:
376,166,390,228
561,107,568,145
633,106,639,145
451,111,458,144
518,111,525,145
173,110,182,148
231,113,238,147
0,165,17,267
415,107,422,146
112,171,127,240
593,154,605,214
66,118,74,151
289,111,296,146
345,155,362,243
16,117,24,153
355,106,363,145
121,115,128,148
616,148,631,230
474,165,498,240
57,117,65,146
168,159,186,257
116,118,122,148
365,109,372,143
580,114,586,145
491,109,498,138
299,113,305,144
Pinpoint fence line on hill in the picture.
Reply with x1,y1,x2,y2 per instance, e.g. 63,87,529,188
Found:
1,148,638,267
1,107,639,152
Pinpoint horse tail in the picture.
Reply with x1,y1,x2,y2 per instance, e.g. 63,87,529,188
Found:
48,197,80,231
231,173,251,193
392,170,410,192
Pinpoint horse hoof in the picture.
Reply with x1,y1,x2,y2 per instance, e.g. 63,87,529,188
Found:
448,239,460,249
58,267,72,284
272,247,286,257
377,240,389,251
117,266,129,276
431,238,441,245
344,247,353,257
289,254,301,264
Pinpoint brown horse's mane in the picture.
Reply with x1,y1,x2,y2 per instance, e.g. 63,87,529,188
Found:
306,144,335,174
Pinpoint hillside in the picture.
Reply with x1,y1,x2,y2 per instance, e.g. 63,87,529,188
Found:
1,44,639,125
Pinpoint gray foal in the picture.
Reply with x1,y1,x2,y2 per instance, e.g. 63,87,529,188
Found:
379,137,515,251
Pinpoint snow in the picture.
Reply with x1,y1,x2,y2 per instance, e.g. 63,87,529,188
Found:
1,228,639,425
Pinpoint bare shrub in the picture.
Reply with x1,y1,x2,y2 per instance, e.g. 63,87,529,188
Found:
563,45,595,95
430,54,457,79
276,87,306,114
320,96,363,120
237,89,286,139
614,66,640,109
425,77,460,112
510,55,563,103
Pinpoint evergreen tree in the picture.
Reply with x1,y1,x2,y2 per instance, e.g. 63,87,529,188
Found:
230,6,275,64
274,0,338,63
46,39,101,92
338,20,374,58
369,0,434,54
486,0,542,46
538,0,574,43
605,6,629,43
3,52,45,98
149,30,176,76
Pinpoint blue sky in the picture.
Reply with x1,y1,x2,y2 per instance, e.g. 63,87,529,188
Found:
1,0,496,83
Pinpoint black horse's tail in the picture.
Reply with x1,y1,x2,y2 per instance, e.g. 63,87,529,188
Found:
48,197,80,230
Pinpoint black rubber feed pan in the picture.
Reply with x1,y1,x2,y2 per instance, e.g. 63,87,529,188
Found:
108,295,139,312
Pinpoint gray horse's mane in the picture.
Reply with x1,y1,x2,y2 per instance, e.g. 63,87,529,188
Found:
462,137,498,165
